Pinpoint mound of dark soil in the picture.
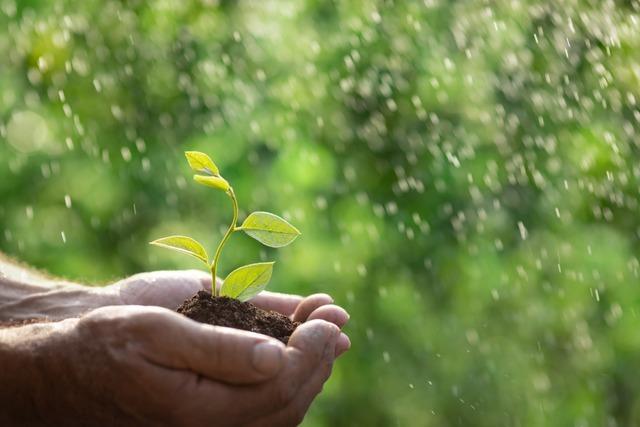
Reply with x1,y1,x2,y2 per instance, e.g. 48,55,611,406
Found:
176,291,299,344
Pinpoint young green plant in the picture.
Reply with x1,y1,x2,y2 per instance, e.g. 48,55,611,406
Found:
150,151,301,301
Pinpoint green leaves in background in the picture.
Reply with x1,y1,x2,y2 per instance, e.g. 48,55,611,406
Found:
220,262,274,301
193,175,230,191
185,151,220,176
239,211,301,248
149,236,209,266
8,1,639,424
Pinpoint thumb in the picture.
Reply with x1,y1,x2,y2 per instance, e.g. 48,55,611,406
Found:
145,310,286,385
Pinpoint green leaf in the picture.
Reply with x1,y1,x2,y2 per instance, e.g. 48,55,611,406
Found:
239,211,301,248
149,235,209,265
220,262,274,301
193,174,230,191
185,151,220,176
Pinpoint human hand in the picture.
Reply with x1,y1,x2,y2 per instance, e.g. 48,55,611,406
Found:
3,305,341,426
111,270,351,356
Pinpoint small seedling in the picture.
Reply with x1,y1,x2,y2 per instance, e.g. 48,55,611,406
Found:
150,151,301,301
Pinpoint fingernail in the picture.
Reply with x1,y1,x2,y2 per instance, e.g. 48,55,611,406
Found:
327,323,340,340
316,293,334,304
335,333,351,357
252,341,284,376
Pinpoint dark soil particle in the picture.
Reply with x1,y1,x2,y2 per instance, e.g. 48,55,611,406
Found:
176,291,299,344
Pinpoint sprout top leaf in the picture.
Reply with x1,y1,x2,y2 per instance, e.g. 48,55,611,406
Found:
185,151,220,176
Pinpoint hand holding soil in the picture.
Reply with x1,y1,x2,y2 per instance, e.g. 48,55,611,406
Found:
112,270,350,349
0,267,350,426
1,305,344,426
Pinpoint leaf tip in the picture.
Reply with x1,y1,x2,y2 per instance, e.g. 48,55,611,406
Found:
185,151,220,176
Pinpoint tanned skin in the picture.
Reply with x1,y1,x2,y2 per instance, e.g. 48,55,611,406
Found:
0,254,350,426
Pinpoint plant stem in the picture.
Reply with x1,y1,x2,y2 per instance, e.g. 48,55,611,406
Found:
210,187,239,297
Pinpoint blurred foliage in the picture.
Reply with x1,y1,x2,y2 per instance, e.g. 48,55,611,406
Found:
2,0,640,425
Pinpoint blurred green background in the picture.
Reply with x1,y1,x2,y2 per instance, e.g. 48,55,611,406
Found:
2,0,640,425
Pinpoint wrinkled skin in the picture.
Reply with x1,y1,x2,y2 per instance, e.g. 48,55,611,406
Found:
1,270,350,426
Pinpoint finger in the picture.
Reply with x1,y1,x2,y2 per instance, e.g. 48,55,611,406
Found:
306,304,350,328
250,291,304,316
336,333,351,357
138,309,286,384
250,364,334,427
292,294,334,323
195,320,340,424
285,319,339,368
248,327,338,427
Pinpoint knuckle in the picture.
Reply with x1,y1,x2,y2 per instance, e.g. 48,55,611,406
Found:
320,361,334,382
275,378,298,406
132,309,167,328
78,306,163,339
78,308,120,336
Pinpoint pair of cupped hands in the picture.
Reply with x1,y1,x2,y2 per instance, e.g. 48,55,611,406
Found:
32,270,350,426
